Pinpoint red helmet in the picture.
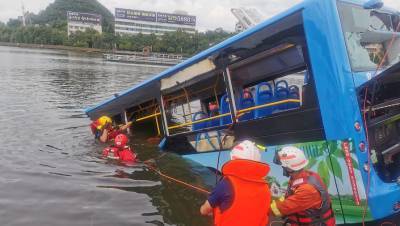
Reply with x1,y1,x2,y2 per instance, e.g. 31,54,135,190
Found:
114,134,128,148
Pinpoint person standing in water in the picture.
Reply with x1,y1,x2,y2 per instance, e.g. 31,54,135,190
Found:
102,134,136,162
90,116,131,143
200,140,271,226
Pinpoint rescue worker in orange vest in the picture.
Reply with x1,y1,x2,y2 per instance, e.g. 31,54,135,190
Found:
200,140,271,226
90,116,132,143
270,146,336,226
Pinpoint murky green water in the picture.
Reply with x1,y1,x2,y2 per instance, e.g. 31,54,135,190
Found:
0,46,212,226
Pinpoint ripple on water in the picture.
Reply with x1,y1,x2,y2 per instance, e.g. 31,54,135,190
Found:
0,46,214,226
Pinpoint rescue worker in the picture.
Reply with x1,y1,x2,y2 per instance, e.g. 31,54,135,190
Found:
90,116,132,143
102,134,136,162
200,140,271,226
271,146,335,226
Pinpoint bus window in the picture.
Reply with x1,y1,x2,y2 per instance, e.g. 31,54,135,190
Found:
162,72,229,135
338,1,400,72
240,72,305,120
227,42,324,145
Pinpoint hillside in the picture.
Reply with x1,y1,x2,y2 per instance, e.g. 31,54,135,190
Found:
33,0,114,33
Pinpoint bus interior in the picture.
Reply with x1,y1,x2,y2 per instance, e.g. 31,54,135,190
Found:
358,61,400,183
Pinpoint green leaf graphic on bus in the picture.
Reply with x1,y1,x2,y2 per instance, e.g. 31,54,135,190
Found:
326,155,343,182
318,160,330,188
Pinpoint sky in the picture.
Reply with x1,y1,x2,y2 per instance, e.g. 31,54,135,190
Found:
0,0,400,31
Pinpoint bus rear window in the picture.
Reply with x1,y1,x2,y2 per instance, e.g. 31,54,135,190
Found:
338,2,400,72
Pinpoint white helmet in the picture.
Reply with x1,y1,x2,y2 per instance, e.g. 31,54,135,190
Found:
230,140,261,162
277,146,308,171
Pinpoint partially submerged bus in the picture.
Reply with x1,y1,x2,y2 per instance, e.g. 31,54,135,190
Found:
85,0,400,224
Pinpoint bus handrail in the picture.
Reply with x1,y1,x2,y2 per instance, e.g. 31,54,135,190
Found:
168,99,301,130
238,99,300,114
135,112,161,122
168,113,231,130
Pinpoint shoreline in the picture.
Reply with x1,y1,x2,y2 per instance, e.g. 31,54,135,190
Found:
0,42,108,54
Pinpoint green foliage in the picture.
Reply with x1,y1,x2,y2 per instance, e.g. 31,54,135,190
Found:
326,155,343,182
1,0,233,55
351,156,359,170
33,0,114,33
318,160,330,188
304,141,362,190
7,19,22,28
305,158,317,170
113,30,232,55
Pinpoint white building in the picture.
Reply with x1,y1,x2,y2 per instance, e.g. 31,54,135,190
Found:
114,8,196,36
67,11,102,36
231,8,265,32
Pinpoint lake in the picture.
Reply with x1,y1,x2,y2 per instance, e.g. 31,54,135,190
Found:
0,46,212,226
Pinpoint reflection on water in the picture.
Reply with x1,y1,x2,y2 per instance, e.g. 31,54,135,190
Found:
0,46,212,226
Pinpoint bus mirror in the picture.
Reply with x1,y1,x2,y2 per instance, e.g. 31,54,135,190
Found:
363,0,384,10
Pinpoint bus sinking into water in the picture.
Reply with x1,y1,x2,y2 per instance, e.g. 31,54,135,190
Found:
85,0,400,224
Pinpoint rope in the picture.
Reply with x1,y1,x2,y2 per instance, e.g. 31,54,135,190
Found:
380,222,397,226
140,154,210,195
143,162,211,194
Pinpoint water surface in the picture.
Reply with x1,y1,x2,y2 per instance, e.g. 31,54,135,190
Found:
0,46,212,226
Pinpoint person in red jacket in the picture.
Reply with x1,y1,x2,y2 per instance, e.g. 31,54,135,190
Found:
90,116,132,143
270,146,335,226
102,134,136,163
200,140,271,226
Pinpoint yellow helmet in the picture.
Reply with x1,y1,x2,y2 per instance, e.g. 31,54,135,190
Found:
97,116,112,129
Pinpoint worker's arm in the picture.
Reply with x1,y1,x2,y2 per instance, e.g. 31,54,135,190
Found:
119,121,132,131
200,200,213,216
271,184,321,216
99,129,109,143
200,178,232,216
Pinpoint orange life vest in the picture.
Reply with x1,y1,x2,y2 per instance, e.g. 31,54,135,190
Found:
213,159,271,226
286,170,335,226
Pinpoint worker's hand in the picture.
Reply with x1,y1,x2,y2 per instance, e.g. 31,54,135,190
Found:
200,200,213,216
104,122,112,129
270,200,283,217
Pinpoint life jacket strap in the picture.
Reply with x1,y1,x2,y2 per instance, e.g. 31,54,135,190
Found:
286,208,334,225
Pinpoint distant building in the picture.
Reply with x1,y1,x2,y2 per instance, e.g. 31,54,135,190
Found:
231,8,265,32
114,8,196,36
67,11,102,36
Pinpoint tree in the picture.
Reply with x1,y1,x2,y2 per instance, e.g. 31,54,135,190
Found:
33,0,114,33
7,19,22,28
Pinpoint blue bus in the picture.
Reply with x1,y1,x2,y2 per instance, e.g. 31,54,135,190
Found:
86,0,400,224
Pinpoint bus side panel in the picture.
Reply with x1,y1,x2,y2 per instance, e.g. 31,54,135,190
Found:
184,139,374,224
302,0,392,220
325,140,372,224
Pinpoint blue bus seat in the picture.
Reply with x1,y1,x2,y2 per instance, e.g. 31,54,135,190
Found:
192,111,208,131
274,80,289,111
288,85,301,109
255,82,274,118
208,110,220,128
219,94,232,125
239,89,255,121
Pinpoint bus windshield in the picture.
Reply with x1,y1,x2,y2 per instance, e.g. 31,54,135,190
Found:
338,2,400,72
